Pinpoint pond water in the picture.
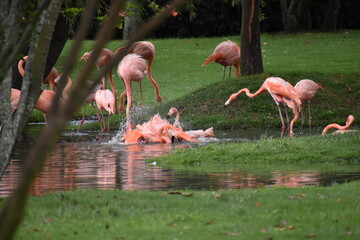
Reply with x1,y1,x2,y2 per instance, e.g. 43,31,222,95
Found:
1,127,359,197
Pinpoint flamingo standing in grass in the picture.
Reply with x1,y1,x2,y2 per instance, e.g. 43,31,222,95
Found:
294,79,323,133
322,115,356,135
202,40,240,80
117,54,147,126
224,77,302,137
18,56,58,91
80,48,118,114
93,89,116,140
166,107,214,138
115,41,162,104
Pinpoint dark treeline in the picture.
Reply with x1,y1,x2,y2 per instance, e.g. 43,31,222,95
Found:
86,0,360,39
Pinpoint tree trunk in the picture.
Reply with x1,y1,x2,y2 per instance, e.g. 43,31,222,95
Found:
240,0,263,76
279,0,312,33
321,0,341,32
123,0,141,40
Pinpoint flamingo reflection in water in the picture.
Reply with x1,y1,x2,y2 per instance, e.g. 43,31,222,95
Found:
121,144,181,191
269,171,320,188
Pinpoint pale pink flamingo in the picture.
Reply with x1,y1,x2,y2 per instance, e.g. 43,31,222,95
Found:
202,40,240,80
76,83,101,132
93,89,116,140
10,88,21,114
54,73,73,101
117,53,147,126
224,77,302,137
294,79,323,133
115,41,162,104
166,107,214,138
18,56,58,91
80,48,118,114
322,115,356,135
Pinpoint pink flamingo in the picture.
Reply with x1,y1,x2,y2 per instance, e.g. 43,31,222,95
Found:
322,115,356,135
224,77,302,137
80,48,118,114
115,41,162,104
76,84,101,132
294,79,323,133
166,107,214,138
117,54,147,125
10,76,72,121
122,114,195,144
93,89,116,140
18,56,58,91
202,40,240,80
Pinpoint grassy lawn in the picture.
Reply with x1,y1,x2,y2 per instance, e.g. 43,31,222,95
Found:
9,181,360,240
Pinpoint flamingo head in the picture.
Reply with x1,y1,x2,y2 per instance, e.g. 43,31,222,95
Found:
346,115,355,126
224,93,237,108
80,52,90,61
167,107,178,118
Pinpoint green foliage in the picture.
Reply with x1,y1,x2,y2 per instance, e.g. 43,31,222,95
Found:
152,133,360,168
10,181,360,239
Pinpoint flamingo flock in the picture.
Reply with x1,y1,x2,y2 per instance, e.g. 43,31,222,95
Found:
5,38,357,144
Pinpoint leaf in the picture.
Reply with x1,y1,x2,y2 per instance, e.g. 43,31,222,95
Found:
218,232,241,236
305,233,317,238
162,191,193,197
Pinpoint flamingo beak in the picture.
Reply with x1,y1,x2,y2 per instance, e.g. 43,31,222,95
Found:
166,114,170,119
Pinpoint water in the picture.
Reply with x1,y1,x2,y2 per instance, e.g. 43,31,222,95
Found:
1,128,359,197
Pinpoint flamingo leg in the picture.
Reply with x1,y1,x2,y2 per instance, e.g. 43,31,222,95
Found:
222,66,226,81
228,66,232,79
283,103,290,128
276,103,286,138
146,61,162,103
308,102,312,133
119,90,126,112
138,81,143,106
77,103,86,132
289,109,299,137
108,71,118,114
300,107,305,134
124,80,133,126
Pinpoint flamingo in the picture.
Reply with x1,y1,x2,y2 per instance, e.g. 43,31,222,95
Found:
224,77,302,137
122,114,195,144
9,76,72,121
115,41,162,104
294,79,323,133
322,115,356,135
166,107,214,138
54,73,73,101
80,48,118,114
93,89,116,140
76,83,101,132
202,40,240,80
117,54,147,125
18,56,58,91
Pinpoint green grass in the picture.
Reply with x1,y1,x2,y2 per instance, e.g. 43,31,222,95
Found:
29,30,360,132
8,181,360,240
149,131,360,171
